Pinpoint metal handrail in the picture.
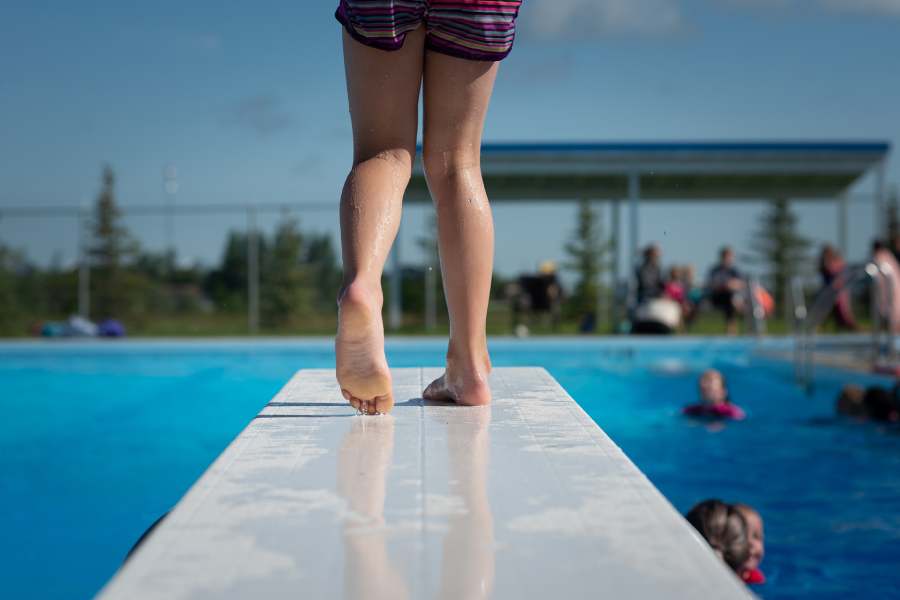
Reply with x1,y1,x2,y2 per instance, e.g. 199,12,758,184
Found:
790,277,808,382
794,262,896,391
873,262,898,365
743,275,766,337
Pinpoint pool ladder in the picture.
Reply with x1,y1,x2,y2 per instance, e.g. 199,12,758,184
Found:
792,262,897,391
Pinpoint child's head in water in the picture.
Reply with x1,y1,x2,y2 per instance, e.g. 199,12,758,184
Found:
733,504,765,576
836,385,867,417
836,385,900,422
864,387,900,422
685,499,749,573
699,369,729,406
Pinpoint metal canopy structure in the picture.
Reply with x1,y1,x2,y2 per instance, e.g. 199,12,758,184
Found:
390,141,891,330
406,141,890,201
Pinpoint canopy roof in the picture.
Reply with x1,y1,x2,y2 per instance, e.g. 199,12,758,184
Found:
406,141,890,201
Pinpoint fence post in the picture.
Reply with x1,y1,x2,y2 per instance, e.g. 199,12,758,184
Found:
389,223,402,331
247,207,260,334
78,207,90,318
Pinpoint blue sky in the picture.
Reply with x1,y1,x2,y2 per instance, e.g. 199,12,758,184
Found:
1,0,898,282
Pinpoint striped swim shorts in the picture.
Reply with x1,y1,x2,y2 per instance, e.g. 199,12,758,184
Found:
336,0,524,61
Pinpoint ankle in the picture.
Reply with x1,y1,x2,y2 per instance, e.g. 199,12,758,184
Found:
338,278,383,309
447,339,491,375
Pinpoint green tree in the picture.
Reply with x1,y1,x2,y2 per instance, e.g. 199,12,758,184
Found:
0,244,24,334
262,218,313,327
747,198,811,312
206,231,257,311
564,199,608,317
305,233,342,311
89,166,138,319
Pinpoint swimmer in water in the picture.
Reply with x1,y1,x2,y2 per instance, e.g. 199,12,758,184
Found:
333,1,524,414
685,499,750,575
836,384,900,422
733,503,766,585
683,369,746,420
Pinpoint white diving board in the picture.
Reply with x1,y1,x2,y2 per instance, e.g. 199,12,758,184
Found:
98,368,754,600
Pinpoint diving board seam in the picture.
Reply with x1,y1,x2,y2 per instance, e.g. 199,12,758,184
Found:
418,367,430,599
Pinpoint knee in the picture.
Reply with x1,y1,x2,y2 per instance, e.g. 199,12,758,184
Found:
351,147,414,182
422,147,481,187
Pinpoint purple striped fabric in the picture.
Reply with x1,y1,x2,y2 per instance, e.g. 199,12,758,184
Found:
336,0,524,61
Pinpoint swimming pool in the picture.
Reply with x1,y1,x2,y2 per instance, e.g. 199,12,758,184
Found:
1,338,898,599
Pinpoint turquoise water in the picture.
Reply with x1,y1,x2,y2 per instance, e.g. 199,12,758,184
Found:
1,339,898,599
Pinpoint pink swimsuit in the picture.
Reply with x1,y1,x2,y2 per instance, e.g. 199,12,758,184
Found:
682,403,746,420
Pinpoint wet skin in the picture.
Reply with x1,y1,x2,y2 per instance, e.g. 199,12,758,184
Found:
336,27,498,413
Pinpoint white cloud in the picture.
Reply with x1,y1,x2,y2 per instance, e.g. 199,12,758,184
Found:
522,0,900,40
229,94,294,137
524,0,685,38
190,33,222,52
718,0,900,17
822,0,900,16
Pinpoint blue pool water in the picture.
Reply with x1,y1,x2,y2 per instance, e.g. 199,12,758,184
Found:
1,338,898,599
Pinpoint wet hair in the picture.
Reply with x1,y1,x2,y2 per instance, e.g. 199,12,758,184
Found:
700,369,732,405
864,386,899,422
836,385,867,418
732,503,761,528
686,500,750,572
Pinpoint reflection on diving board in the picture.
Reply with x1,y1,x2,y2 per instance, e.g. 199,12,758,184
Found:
98,367,754,600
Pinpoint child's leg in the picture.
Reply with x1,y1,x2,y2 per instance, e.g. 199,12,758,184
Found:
336,28,424,415
421,52,498,406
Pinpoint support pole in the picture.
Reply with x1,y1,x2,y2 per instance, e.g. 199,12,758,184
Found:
591,199,604,331
163,164,177,275
628,172,641,306
876,159,887,240
425,263,436,331
628,172,640,269
838,193,849,257
424,217,437,332
78,208,90,318
389,223,402,331
247,207,260,334
611,199,621,330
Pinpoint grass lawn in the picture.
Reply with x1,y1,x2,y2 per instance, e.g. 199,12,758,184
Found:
1,300,869,338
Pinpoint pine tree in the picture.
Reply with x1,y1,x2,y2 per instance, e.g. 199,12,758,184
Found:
261,217,312,327
564,199,608,317
0,244,23,334
747,198,811,312
89,165,137,319
305,233,341,312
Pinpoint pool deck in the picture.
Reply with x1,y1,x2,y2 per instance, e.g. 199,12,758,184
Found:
98,367,754,600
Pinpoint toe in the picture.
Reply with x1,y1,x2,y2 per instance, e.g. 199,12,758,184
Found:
374,394,394,415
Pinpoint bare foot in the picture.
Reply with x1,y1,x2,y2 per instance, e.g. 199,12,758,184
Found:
336,281,394,415
423,353,492,406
